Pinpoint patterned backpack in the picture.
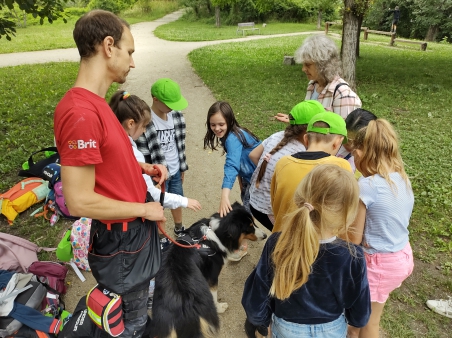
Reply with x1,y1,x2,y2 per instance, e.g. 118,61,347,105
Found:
70,217,91,271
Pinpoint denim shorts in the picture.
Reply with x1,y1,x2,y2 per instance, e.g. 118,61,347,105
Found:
272,314,347,338
365,242,414,303
167,170,184,196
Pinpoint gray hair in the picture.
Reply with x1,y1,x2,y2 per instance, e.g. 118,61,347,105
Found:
294,34,342,84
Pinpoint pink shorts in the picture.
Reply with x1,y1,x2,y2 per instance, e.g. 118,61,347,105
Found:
365,242,414,303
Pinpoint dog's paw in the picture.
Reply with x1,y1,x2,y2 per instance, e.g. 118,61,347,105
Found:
216,302,229,313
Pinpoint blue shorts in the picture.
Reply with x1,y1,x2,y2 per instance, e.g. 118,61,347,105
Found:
272,314,347,338
167,170,184,197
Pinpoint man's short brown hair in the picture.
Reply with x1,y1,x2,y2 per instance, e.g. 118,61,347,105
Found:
73,10,130,59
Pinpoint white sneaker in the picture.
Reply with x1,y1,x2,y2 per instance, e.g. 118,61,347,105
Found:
426,298,452,318
228,243,248,262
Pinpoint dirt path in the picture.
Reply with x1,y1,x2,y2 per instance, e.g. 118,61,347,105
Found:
0,11,322,337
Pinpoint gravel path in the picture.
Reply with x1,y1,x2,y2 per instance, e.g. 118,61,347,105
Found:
0,11,320,337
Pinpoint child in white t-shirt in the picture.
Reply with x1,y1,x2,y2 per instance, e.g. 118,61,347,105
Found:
135,78,192,233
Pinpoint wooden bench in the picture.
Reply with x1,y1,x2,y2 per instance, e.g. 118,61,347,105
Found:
363,28,395,40
391,38,428,51
324,21,342,34
237,22,260,36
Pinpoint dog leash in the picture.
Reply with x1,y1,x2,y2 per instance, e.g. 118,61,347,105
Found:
153,165,203,250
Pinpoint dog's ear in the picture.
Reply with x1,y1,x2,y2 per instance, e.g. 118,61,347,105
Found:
231,201,242,209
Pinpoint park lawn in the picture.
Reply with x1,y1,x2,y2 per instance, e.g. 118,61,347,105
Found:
0,1,180,54
188,36,452,337
154,17,319,41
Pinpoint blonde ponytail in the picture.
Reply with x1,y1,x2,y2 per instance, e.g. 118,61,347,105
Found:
270,165,359,300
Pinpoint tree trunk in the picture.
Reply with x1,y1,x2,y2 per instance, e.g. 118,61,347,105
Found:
425,25,438,41
341,0,359,90
317,10,322,30
355,15,364,57
215,6,220,28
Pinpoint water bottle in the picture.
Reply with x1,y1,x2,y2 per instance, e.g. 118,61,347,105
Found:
50,213,59,226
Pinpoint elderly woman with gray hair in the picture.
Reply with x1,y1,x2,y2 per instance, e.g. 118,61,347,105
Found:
276,34,362,121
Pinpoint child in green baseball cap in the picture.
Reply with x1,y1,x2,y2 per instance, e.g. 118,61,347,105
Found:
271,111,352,233
248,100,325,231
135,78,190,234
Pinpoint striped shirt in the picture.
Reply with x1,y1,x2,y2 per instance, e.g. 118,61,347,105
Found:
305,77,362,119
359,173,414,254
249,131,306,215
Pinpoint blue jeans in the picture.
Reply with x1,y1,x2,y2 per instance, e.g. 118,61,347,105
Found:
272,314,347,338
167,170,184,196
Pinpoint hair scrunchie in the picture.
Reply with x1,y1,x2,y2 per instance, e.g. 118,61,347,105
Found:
121,91,130,100
304,203,314,212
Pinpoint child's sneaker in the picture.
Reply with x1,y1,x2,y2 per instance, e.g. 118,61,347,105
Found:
426,298,452,318
228,241,248,262
174,225,186,234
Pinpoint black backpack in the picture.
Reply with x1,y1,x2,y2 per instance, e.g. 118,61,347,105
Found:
18,147,60,180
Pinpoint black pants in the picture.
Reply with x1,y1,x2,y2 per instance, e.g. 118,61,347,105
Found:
250,205,274,231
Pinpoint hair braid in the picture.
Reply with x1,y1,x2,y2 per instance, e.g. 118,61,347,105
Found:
255,125,306,188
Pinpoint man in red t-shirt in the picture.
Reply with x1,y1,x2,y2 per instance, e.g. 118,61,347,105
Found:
54,10,167,337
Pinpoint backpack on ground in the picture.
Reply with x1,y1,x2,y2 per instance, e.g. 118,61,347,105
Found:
0,233,54,273
70,218,91,272
27,262,68,296
36,164,76,224
18,147,60,181
0,271,65,338
0,178,50,224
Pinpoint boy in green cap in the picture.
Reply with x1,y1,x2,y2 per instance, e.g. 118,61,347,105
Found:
270,111,352,232
136,78,190,233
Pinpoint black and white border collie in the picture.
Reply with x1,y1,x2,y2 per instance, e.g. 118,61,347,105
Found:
150,203,267,338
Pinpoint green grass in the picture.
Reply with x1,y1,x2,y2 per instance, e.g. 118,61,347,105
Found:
0,62,118,249
154,16,318,41
188,36,452,337
0,1,180,54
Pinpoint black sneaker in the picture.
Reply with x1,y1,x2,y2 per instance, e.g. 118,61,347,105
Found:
174,225,186,235
160,237,171,251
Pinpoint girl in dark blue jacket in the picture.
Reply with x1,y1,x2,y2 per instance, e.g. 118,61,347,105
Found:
242,164,371,338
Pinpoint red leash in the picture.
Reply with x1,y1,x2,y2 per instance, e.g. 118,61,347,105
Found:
153,166,202,250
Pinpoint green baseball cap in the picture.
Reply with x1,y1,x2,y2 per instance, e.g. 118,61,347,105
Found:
288,100,326,125
307,112,348,144
151,78,188,111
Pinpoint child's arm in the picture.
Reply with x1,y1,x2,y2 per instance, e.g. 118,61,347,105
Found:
249,144,264,166
220,134,243,217
348,201,366,245
147,182,201,211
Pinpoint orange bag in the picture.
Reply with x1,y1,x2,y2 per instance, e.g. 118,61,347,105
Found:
0,177,49,224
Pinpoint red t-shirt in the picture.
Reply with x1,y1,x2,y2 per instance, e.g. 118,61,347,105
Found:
54,88,147,223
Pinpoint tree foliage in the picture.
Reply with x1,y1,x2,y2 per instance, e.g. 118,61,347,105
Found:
0,0,67,40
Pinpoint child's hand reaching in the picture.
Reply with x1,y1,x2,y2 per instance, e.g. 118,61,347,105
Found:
219,188,232,217
139,163,168,186
187,198,202,211
274,113,289,123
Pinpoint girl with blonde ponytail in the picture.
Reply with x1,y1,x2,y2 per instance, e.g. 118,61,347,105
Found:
248,100,325,231
242,165,371,338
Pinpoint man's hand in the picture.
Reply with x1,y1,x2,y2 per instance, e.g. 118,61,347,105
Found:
143,202,166,222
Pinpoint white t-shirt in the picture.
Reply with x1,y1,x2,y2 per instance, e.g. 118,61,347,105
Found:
152,110,179,176
249,131,306,215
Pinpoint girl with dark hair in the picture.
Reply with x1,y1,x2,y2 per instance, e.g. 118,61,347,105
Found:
204,101,261,260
